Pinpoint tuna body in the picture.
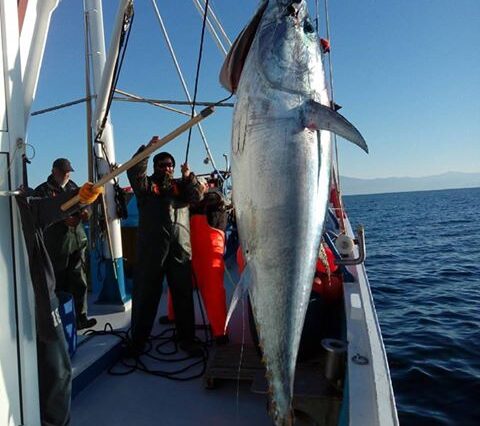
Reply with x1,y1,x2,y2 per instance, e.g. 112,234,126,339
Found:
230,1,333,422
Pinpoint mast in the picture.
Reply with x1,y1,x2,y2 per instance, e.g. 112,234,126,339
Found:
0,1,59,424
84,0,132,305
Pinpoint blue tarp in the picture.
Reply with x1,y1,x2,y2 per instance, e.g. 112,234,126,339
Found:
121,195,139,227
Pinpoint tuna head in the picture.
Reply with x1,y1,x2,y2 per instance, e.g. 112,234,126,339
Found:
220,0,326,101
255,0,325,98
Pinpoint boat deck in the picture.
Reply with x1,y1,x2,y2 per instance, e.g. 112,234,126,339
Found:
70,274,346,426
71,273,273,425
72,340,270,426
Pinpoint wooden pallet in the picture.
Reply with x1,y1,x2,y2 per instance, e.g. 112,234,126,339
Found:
203,343,265,389
251,360,343,426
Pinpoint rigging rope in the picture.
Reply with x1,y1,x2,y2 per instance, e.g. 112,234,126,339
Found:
202,0,232,47
84,10,97,251
323,0,335,110
85,4,134,270
322,0,340,186
114,88,191,116
185,0,210,163
321,0,346,227
114,94,234,108
29,94,234,117
201,0,232,47
151,0,222,176
192,0,228,56
92,4,134,205
84,10,94,183
30,97,93,116
94,8,134,146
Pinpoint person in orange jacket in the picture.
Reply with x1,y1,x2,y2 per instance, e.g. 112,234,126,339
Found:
165,180,229,345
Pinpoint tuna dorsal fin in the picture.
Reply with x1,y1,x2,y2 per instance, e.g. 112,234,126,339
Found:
302,99,369,153
224,264,252,332
219,1,268,93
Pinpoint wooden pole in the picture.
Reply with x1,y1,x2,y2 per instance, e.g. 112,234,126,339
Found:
61,105,215,211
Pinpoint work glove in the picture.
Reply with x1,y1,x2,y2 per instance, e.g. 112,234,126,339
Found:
79,182,103,205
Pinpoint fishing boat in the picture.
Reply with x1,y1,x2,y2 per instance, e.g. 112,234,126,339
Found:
0,1,398,425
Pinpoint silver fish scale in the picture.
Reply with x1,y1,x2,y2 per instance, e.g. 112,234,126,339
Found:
230,1,333,423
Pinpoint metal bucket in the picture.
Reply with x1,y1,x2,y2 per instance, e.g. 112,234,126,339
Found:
321,338,347,383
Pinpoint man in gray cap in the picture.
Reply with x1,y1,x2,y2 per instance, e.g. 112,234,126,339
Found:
35,158,97,330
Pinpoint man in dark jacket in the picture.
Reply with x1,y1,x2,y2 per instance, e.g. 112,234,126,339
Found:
35,158,96,330
16,182,102,426
127,138,204,357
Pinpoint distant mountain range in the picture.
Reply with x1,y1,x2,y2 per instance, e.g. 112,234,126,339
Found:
340,172,480,195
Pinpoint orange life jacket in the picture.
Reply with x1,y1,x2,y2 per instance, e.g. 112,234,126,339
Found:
168,215,227,337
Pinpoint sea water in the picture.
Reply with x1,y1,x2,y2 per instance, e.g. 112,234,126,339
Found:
345,187,480,425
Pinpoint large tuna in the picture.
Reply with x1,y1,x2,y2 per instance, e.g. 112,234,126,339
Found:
220,1,367,424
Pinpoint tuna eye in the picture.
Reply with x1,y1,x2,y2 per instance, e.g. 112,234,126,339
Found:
286,4,299,18
304,19,314,33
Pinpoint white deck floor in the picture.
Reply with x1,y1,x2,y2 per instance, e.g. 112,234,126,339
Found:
71,367,270,426
71,268,273,426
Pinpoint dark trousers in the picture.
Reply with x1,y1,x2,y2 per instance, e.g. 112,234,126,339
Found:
55,248,88,319
131,239,195,348
37,302,72,426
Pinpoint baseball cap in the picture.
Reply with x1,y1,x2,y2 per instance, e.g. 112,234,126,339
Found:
52,158,74,173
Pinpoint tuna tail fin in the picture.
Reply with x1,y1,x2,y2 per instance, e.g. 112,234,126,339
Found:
224,265,252,332
302,99,369,153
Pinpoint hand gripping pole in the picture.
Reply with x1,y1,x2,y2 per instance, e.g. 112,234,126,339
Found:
61,106,214,211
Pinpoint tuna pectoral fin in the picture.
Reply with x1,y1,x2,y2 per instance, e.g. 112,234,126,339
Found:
302,99,369,153
224,265,252,332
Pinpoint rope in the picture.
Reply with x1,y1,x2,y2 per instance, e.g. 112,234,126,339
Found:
82,278,215,381
192,0,228,56
84,10,94,184
30,94,233,118
114,89,191,116
113,95,234,108
82,323,209,381
322,0,345,226
30,97,93,117
86,5,134,269
201,0,232,47
185,0,211,163
150,0,222,176
323,0,335,109
94,8,134,146
92,6,134,196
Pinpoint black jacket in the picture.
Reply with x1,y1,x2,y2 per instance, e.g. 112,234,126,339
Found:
190,189,229,231
16,190,78,341
127,149,203,255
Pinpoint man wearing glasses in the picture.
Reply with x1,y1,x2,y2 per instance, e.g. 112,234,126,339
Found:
127,138,204,357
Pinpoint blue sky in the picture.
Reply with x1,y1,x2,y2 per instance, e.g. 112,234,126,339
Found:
27,0,480,187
